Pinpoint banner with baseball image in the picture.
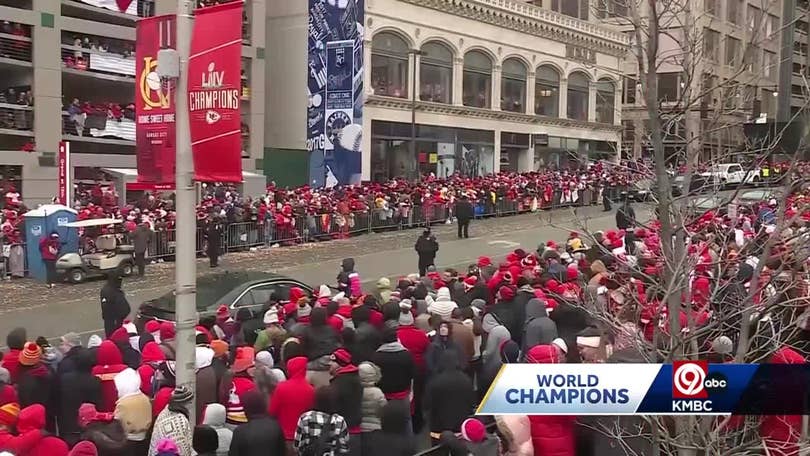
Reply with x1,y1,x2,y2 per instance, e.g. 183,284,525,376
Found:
307,0,364,187
135,14,177,185
188,1,243,183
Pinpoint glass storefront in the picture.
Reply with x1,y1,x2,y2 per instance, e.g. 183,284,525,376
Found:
371,121,495,181
533,136,617,169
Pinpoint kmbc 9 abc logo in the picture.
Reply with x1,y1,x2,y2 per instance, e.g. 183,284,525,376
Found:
672,361,728,399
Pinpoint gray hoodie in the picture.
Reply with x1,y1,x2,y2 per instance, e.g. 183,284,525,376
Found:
202,403,233,456
521,298,558,354
358,362,387,432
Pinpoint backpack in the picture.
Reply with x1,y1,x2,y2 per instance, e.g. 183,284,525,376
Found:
299,413,335,456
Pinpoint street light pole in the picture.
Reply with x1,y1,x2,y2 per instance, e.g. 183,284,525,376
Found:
173,0,197,422
410,49,423,182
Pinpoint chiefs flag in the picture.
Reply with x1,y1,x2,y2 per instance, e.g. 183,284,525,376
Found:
188,2,243,183
135,14,176,186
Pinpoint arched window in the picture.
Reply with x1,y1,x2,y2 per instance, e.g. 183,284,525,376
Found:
420,41,453,104
462,50,492,108
535,65,560,117
500,58,527,113
596,78,616,124
371,32,409,98
567,71,590,121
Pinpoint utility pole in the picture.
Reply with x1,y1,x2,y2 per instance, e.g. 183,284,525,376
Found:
173,0,197,422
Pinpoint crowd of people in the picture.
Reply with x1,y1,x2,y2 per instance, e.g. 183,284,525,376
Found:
0,167,808,454
63,98,136,138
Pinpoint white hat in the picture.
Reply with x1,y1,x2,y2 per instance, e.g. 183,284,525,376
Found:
318,284,331,299
551,338,568,354
263,307,280,325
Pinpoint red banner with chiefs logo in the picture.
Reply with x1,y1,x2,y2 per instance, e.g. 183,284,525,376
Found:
188,2,243,183
135,14,176,185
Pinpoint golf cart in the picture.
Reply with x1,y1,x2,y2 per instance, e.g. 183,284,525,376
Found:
55,218,135,283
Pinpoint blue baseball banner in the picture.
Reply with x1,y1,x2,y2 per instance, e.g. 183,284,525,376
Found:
307,0,364,188
477,362,810,415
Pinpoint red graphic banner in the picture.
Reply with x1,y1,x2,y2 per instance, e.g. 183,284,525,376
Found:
57,141,70,205
188,1,243,183
136,14,177,186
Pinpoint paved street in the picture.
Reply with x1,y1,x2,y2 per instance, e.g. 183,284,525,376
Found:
0,203,643,345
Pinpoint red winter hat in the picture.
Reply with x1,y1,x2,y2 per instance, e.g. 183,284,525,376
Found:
109,327,129,343
461,418,486,442
477,256,492,267
216,305,229,319
144,320,161,334
332,347,353,366
566,266,579,281
160,321,176,341
463,275,478,287
521,255,537,269
497,285,516,301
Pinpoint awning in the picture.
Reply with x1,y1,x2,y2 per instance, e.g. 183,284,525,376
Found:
100,168,263,192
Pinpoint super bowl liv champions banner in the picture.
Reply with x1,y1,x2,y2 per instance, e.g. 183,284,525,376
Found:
307,0,364,188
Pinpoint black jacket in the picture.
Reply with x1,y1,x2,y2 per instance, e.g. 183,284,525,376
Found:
132,225,152,255
456,283,491,308
415,235,439,261
18,364,55,418
301,324,341,360
82,420,129,456
228,415,286,456
615,203,635,230
56,346,83,376
100,283,130,322
371,347,416,395
424,353,475,433
510,288,537,345
364,401,416,456
331,369,363,429
352,322,381,364
57,349,101,446
205,222,223,255
454,200,474,222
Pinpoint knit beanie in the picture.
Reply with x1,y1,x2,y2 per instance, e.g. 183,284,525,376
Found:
398,300,414,326
0,402,19,427
19,342,41,366
160,322,176,341
297,298,312,318
711,336,733,356
171,385,193,404
461,418,486,442
87,335,103,349
69,441,98,456
156,438,180,456
332,348,352,367
255,351,274,369
263,307,280,325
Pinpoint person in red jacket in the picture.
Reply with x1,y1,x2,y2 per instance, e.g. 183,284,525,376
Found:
137,342,165,396
761,346,805,456
525,344,576,456
39,232,61,288
268,356,315,453
91,341,127,413
16,404,70,456
3,327,27,383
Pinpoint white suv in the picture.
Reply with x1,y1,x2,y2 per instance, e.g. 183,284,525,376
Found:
700,163,759,186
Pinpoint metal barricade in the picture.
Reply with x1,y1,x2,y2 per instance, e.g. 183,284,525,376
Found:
224,221,263,252
369,208,400,232
497,199,519,216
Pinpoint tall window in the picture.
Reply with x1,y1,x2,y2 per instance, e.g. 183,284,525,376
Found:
596,78,615,124
725,36,741,66
501,58,527,113
550,0,588,19
763,51,775,78
623,76,637,104
463,50,492,108
704,28,720,61
567,71,590,121
371,32,409,98
420,41,453,103
535,65,560,117
726,0,742,25
658,73,679,102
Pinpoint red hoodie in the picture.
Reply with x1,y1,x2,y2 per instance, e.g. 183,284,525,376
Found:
268,357,315,440
91,341,127,412
137,342,165,396
17,404,69,456
525,345,576,456
282,287,307,317
2,350,21,384
397,325,430,373
761,347,804,456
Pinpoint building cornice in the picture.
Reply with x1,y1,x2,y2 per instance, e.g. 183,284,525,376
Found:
399,0,629,57
366,95,623,133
